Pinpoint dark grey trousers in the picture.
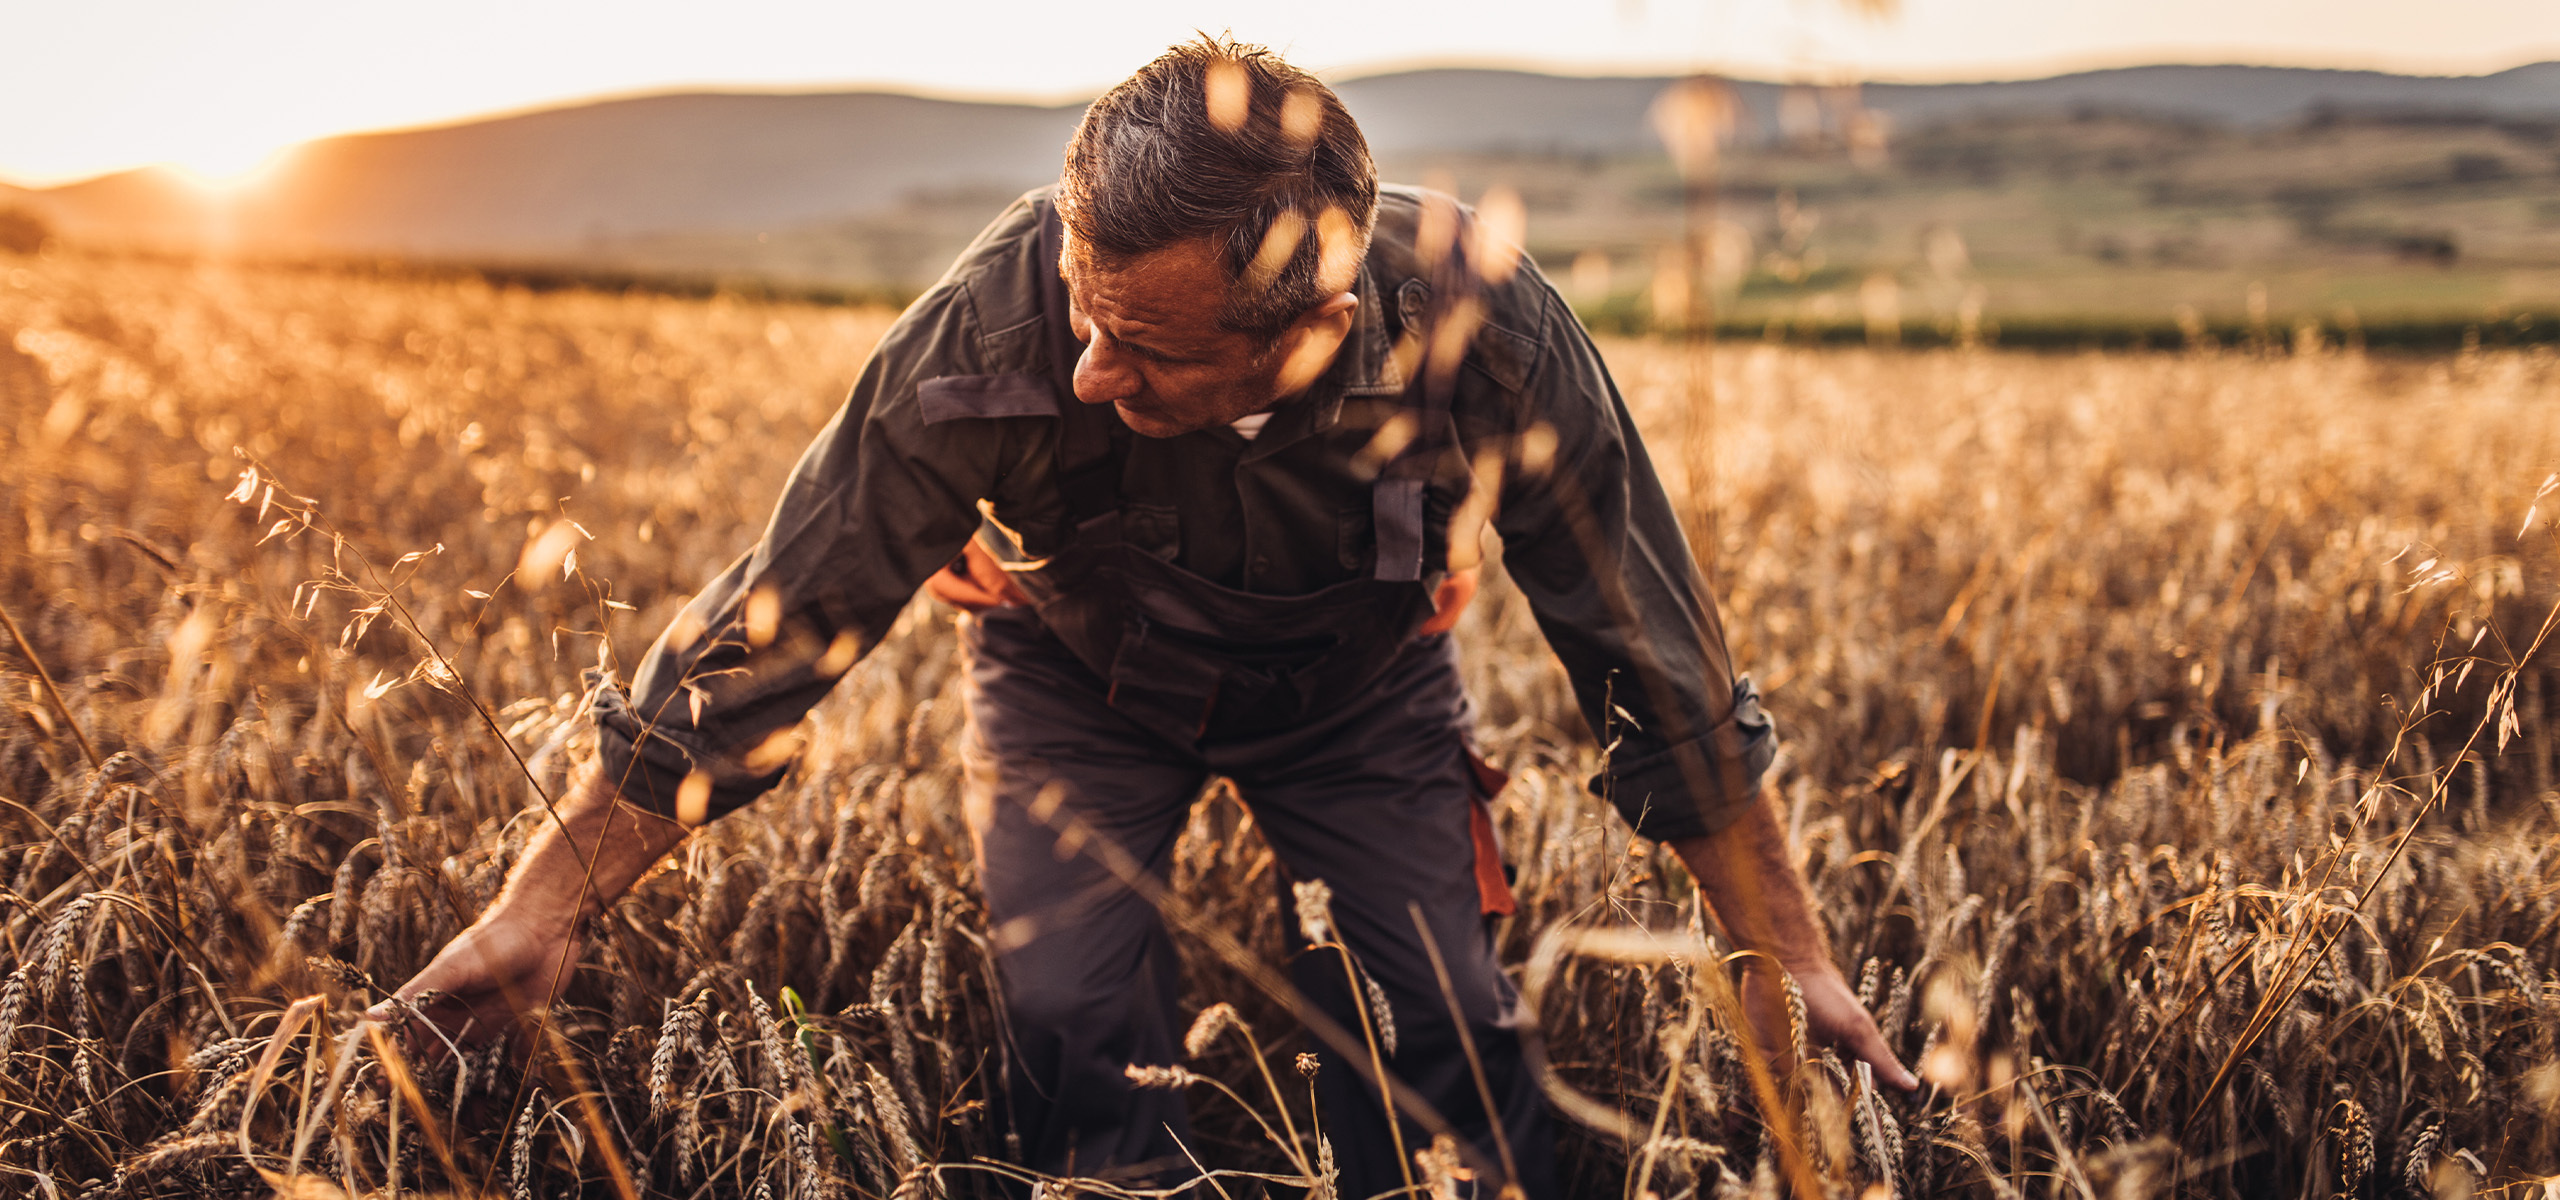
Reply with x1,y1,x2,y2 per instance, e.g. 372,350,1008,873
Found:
957,606,1557,1199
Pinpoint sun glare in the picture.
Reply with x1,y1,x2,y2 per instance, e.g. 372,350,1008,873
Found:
166,145,294,197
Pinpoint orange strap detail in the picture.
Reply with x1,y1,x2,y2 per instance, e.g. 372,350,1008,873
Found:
1465,749,1517,917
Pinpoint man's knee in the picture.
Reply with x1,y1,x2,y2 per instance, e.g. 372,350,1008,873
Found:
993,899,1179,1030
1000,968,1127,1037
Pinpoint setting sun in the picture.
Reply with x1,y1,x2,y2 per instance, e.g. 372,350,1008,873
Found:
166,148,296,197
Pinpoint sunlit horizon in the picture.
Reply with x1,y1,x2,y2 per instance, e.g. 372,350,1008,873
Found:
9,0,2559,189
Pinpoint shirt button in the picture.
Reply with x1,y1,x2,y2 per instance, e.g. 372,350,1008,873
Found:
1252,556,1270,574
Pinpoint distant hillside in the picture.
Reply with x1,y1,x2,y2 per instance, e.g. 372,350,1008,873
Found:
9,92,1085,260
1339,62,2560,155
244,92,1087,258
5,60,2557,304
1865,61,2560,130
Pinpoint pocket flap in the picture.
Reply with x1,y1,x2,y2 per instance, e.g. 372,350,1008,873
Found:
917,373,1058,424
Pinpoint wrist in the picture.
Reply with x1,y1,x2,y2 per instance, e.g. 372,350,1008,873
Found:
1735,946,1837,975
492,777,682,923
482,864,600,931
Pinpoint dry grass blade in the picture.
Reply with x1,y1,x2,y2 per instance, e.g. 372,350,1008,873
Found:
364,1019,469,1191
1409,904,1521,1189
0,600,100,770
533,1015,643,1200
235,995,327,1162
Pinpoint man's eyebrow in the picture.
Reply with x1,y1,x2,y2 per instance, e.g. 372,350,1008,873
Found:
1085,313,1194,361
1062,263,1198,362
1115,334,1193,362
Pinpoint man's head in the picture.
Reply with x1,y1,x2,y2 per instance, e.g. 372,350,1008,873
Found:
1056,37,1376,437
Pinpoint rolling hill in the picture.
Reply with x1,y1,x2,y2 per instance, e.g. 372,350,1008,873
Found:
6,60,2558,319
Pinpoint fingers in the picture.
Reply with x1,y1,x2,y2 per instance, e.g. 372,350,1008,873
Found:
361,992,456,1073
1795,971,1920,1092
1835,1018,1919,1092
961,540,1032,607
363,927,545,1058
925,564,1009,611
926,541,1030,611
1740,962,1921,1093
367,983,533,1070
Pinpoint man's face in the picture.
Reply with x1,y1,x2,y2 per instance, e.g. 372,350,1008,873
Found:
1061,235,1352,438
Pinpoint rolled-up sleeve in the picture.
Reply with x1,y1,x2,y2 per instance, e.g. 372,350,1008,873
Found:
591,261,1029,821
1490,292,1775,840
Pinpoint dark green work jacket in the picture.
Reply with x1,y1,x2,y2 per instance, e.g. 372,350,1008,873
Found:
593,185,1774,840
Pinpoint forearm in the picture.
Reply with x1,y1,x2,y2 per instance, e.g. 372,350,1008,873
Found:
1668,791,1834,976
487,771,691,925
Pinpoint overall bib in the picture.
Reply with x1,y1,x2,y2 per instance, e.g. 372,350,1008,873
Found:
952,203,1556,1197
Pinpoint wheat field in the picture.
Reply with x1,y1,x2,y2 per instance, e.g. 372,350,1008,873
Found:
2,249,2557,1198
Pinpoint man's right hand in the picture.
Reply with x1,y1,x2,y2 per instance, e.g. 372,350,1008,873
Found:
368,899,583,1060
367,772,690,1061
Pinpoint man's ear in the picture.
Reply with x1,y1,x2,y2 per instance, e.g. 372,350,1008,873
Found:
1271,292,1361,397
1303,290,1359,336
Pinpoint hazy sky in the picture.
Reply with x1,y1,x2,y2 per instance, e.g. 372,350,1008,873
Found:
9,0,2558,186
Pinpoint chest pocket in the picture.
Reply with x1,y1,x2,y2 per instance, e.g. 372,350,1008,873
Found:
920,372,1069,559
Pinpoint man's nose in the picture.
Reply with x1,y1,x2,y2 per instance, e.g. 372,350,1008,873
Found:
1073,340,1139,407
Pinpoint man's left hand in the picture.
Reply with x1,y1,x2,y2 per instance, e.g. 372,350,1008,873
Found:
1738,956,1917,1092
1417,566,1477,636
1670,794,1918,1093
927,539,1032,611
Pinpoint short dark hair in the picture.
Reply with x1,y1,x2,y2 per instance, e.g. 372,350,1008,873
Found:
1058,36,1378,343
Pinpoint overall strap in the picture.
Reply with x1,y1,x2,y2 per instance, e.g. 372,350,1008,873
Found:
1372,228,1479,583
1035,199,1127,528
